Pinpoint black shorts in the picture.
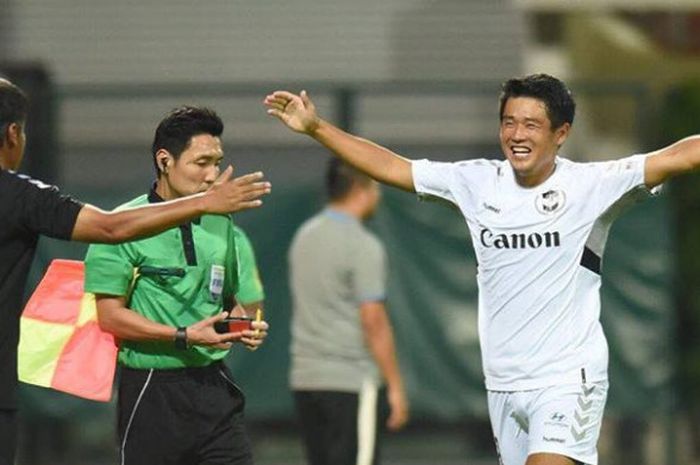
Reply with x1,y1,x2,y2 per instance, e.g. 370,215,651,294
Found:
118,362,251,465
294,386,389,465
0,409,17,465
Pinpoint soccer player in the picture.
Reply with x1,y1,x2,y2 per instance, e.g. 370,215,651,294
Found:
264,74,700,465
85,106,268,465
0,78,270,465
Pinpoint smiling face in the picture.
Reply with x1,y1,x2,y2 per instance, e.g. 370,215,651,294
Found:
499,96,570,188
156,133,224,200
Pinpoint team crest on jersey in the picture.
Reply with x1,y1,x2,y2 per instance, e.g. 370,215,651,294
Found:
535,189,566,215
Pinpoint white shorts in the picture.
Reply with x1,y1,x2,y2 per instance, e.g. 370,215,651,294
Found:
487,381,608,465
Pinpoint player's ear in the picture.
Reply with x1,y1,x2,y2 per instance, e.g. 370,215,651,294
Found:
555,122,571,147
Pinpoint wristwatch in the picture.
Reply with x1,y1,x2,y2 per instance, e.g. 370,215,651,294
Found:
174,326,188,350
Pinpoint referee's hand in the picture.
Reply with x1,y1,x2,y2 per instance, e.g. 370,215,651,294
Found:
187,312,243,350
241,320,269,351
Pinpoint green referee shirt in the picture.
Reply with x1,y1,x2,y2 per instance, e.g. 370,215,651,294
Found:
231,225,265,306
84,190,264,369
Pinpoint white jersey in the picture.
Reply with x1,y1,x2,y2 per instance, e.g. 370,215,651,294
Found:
412,155,656,391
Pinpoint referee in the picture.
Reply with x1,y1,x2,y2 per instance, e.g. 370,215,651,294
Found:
84,106,268,465
0,78,269,465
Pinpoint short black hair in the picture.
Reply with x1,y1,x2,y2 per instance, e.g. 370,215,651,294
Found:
151,105,223,173
0,79,29,147
499,74,576,129
326,158,372,201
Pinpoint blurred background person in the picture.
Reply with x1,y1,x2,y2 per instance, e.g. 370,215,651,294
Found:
289,158,409,465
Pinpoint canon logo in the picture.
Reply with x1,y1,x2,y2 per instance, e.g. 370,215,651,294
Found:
480,228,561,249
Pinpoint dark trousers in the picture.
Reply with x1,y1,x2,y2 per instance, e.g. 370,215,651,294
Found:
294,388,388,465
118,362,252,465
0,409,16,465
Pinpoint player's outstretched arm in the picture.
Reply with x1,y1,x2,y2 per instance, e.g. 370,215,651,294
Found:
264,90,415,192
645,135,700,188
71,167,271,243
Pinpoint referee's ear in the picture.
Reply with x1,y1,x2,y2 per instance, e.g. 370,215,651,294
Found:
159,157,170,174
154,149,173,176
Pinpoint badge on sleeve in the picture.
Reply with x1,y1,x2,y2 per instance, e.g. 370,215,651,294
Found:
209,265,225,302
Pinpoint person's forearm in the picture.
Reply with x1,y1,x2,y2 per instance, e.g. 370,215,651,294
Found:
98,307,177,342
73,170,269,243
109,193,208,240
365,319,404,390
672,136,700,172
311,119,415,192
72,195,208,243
646,135,700,187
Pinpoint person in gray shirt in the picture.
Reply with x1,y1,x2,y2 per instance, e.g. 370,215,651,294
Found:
289,158,409,465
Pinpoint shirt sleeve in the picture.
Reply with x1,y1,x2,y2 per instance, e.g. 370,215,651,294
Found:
593,154,659,215
352,232,387,304
412,158,497,221
412,159,458,204
12,173,83,239
84,243,134,297
231,226,265,305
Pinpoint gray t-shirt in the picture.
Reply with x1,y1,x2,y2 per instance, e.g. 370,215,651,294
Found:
289,208,386,392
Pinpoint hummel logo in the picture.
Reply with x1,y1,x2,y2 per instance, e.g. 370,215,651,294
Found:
483,203,501,214
574,410,590,427
571,426,586,442
577,397,593,411
543,436,565,444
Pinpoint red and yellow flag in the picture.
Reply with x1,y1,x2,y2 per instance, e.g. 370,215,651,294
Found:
18,260,117,402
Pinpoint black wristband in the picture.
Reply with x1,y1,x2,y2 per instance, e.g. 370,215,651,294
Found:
174,326,188,350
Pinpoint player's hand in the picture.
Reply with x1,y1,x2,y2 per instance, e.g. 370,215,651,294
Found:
264,90,320,135
240,320,269,351
186,312,243,350
386,384,409,431
203,167,271,214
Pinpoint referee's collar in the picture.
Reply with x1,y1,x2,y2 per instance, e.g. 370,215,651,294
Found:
148,184,201,225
